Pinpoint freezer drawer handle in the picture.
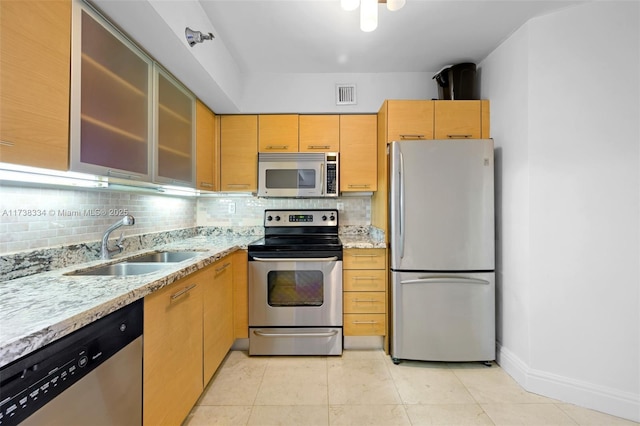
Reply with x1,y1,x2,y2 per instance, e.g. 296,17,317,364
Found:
253,330,339,338
401,277,490,286
252,256,338,262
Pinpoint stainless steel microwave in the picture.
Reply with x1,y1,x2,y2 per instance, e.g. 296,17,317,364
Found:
257,152,339,197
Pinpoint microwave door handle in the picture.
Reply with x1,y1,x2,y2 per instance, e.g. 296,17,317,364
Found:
320,162,325,195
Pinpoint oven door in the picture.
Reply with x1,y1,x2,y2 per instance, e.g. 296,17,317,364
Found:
249,256,343,327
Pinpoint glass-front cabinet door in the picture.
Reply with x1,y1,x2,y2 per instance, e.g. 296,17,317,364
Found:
70,2,153,181
154,68,195,186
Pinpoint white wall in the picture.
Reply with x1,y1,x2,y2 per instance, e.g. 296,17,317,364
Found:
239,72,436,113
480,1,640,421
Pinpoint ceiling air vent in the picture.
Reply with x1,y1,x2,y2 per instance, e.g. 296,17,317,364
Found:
336,84,357,105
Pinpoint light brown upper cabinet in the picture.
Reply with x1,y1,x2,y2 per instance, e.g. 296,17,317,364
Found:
434,100,490,139
195,100,218,191
220,115,258,192
0,0,71,171
340,115,377,192
383,100,435,142
258,114,298,152
299,115,340,152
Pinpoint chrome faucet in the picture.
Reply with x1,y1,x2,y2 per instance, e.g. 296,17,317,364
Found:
101,215,135,260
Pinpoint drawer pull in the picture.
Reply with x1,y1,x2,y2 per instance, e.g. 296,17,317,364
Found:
353,276,377,280
266,145,289,149
446,134,473,139
200,182,213,188
352,320,379,325
307,145,331,149
353,298,379,303
171,284,196,300
1,140,15,147
226,183,250,188
399,134,425,140
347,184,371,189
351,254,379,258
215,262,231,273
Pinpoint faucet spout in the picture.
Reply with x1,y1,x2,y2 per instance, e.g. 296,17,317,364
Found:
101,215,135,260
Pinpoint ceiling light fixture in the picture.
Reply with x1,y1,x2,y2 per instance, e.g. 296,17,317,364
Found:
341,0,405,32
185,27,214,47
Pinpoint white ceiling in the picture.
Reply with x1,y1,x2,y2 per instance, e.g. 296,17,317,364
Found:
197,0,584,74
89,0,585,112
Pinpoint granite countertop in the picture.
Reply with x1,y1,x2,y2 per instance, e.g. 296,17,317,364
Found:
0,231,385,369
0,234,259,369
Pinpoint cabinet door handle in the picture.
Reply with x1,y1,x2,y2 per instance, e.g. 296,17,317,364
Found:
447,134,473,139
215,262,231,273
171,284,197,301
307,145,331,149
200,182,213,188
347,184,371,189
266,145,289,149
399,134,425,140
0,140,15,147
107,169,143,180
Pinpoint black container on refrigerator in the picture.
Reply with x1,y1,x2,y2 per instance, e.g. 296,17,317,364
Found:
433,63,477,100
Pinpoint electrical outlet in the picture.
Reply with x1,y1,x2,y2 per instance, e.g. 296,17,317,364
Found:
228,202,236,214
336,202,344,211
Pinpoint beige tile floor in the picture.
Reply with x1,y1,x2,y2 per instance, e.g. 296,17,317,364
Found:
184,350,638,426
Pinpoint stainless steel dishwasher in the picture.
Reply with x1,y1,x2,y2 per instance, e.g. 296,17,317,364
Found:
0,299,143,425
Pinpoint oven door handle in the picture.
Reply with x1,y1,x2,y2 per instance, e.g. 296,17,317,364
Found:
251,256,339,262
253,330,339,338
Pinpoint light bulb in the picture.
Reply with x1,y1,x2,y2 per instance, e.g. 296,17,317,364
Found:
386,0,406,11
341,0,360,11
360,0,378,32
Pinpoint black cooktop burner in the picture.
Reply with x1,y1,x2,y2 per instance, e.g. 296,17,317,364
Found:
248,209,342,259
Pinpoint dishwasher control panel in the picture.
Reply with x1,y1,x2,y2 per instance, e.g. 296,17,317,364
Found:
0,300,143,426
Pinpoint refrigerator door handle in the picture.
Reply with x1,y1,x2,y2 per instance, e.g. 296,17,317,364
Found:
399,151,405,258
401,277,490,286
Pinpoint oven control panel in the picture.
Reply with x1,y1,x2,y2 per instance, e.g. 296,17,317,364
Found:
264,209,338,227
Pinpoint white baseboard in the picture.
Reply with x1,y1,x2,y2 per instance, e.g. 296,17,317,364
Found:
497,344,640,422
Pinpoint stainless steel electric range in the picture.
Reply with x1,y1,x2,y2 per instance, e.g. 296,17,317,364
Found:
247,209,343,356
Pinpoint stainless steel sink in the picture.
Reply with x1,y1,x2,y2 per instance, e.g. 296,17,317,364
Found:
66,263,170,277
127,251,202,263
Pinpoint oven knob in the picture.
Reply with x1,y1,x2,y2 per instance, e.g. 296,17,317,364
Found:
267,215,273,222
275,216,281,221
322,215,327,221
330,215,335,221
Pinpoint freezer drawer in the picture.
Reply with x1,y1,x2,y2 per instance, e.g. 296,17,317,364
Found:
391,271,495,362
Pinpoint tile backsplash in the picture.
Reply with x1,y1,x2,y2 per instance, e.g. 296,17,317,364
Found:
0,185,372,254
197,196,371,227
0,185,197,254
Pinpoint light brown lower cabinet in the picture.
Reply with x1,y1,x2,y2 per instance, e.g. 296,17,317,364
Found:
144,251,244,425
342,248,388,343
203,257,234,384
143,269,204,426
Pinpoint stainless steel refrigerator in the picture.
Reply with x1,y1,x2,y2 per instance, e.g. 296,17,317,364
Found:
389,139,495,364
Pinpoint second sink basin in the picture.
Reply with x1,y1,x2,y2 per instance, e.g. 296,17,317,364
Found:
67,263,170,277
127,251,202,263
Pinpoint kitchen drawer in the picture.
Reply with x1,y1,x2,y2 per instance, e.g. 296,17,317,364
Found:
344,314,386,336
343,248,386,270
343,269,386,292
344,292,385,314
